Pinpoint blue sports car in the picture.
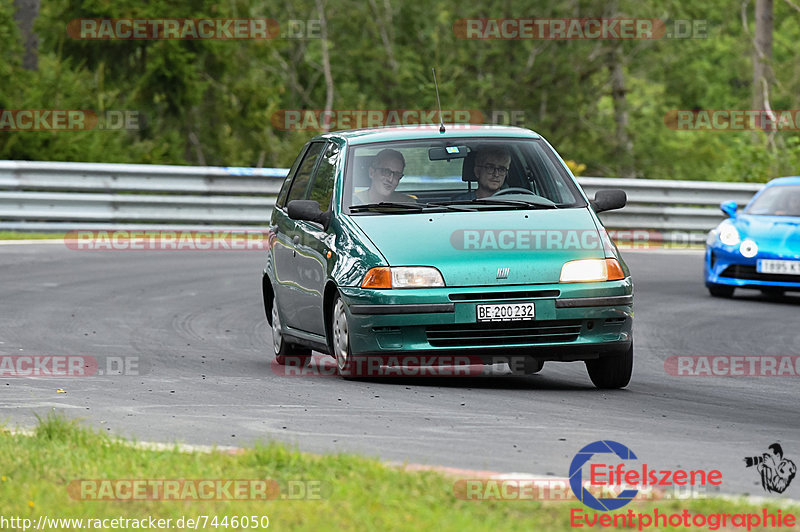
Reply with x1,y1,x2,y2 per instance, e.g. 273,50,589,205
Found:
705,177,800,297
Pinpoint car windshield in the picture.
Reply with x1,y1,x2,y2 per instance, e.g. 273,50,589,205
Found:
343,138,586,214
745,185,800,216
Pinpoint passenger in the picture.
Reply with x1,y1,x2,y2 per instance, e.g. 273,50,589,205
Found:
353,149,413,204
457,146,512,200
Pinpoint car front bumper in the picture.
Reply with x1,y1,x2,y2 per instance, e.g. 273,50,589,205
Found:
705,246,800,290
338,279,633,361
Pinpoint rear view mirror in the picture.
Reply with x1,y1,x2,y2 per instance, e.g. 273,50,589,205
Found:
428,146,468,161
590,189,627,213
720,201,738,218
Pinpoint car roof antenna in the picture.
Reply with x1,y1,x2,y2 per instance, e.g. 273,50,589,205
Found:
432,68,446,133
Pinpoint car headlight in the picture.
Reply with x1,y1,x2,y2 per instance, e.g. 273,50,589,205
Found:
361,267,445,289
560,258,625,283
740,239,758,258
718,221,741,246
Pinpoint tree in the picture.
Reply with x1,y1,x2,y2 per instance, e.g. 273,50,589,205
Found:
12,0,39,70
751,0,773,115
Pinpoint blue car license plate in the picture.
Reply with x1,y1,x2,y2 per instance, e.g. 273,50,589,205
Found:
757,259,800,275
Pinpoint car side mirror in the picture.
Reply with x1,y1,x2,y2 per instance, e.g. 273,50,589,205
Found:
720,201,738,218
590,189,627,213
287,200,332,229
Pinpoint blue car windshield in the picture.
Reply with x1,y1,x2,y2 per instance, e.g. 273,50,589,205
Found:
746,185,800,216
343,138,586,213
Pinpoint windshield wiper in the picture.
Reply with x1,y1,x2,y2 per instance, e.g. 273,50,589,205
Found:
480,198,559,209
434,198,559,209
349,202,425,213
420,201,480,212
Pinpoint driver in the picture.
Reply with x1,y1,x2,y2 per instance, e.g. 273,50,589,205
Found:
459,146,511,199
775,191,800,216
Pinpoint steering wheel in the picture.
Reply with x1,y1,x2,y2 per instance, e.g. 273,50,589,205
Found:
492,187,536,196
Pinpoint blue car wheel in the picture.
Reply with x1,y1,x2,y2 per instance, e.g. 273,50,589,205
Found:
707,284,734,298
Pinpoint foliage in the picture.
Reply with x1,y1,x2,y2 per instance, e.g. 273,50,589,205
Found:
1,0,799,181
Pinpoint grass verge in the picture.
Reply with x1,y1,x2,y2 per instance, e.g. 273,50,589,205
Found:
0,414,797,531
0,231,65,240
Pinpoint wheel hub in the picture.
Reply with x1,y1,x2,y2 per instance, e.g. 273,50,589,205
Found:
333,299,349,370
271,297,282,354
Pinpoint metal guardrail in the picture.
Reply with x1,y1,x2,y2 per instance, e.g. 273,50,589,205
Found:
0,161,764,235
578,177,762,234
0,161,287,231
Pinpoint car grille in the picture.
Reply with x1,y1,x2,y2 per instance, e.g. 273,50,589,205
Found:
425,319,582,347
448,289,559,301
720,264,800,284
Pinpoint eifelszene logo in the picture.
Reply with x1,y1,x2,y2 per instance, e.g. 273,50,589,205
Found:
744,444,797,494
569,440,722,511
570,441,640,511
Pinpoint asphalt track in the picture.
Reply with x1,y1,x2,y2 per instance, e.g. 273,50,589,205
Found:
1,242,799,498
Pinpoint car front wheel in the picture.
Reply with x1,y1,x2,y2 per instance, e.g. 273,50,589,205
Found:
760,287,785,297
271,293,311,366
331,295,361,377
708,284,734,298
585,343,633,389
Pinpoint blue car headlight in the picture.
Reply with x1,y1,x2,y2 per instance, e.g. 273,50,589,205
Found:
718,221,741,246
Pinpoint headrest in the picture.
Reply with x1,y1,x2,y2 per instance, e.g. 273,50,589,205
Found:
461,151,477,182
353,155,375,187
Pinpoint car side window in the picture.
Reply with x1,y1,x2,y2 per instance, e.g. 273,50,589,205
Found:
308,142,340,211
276,143,311,209
285,142,326,204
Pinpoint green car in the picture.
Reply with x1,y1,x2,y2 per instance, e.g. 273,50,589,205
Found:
262,125,633,388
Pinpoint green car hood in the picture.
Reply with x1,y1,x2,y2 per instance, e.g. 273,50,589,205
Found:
351,208,607,286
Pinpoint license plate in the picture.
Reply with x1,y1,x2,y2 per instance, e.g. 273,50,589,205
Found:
476,303,535,322
757,259,800,275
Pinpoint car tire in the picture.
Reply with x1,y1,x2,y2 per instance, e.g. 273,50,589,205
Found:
271,293,311,366
708,284,734,298
585,343,633,389
331,295,363,377
508,357,544,375
760,288,785,297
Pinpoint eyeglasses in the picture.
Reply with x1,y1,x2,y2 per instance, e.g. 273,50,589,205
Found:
374,167,404,180
477,164,509,176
